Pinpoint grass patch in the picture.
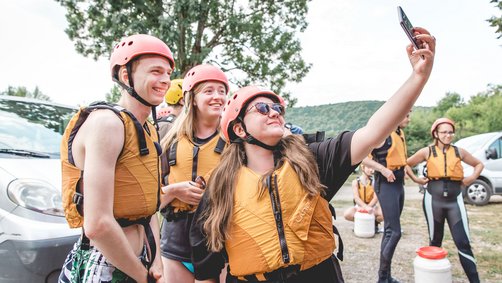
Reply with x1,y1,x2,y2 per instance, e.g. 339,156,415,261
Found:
333,190,502,282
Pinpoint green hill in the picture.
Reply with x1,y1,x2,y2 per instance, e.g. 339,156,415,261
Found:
285,101,431,138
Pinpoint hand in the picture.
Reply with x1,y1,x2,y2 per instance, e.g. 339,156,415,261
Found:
381,168,396,182
363,205,374,214
149,259,163,283
416,177,429,186
170,181,204,205
407,27,436,79
462,176,475,187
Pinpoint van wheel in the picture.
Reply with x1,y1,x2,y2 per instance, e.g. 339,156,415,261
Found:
464,179,492,206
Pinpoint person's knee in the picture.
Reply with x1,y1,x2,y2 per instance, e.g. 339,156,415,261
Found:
343,208,355,221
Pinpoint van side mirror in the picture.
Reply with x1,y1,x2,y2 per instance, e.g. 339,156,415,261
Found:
485,148,498,160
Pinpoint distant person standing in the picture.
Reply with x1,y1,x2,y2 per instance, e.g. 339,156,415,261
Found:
406,118,483,283
363,113,410,283
158,79,184,139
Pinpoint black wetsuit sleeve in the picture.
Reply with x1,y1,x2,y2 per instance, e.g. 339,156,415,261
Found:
308,131,359,201
190,194,225,280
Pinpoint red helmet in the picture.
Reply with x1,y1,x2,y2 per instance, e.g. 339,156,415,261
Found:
182,64,229,94
430,118,455,138
110,34,175,80
220,85,285,143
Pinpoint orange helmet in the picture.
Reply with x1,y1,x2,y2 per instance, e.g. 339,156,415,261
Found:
110,34,175,80
182,64,229,94
430,118,455,138
220,85,285,143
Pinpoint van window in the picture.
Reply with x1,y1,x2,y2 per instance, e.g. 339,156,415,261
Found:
0,98,76,158
488,138,502,160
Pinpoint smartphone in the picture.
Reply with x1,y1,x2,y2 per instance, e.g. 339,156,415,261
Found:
397,6,421,50
194,175,206,189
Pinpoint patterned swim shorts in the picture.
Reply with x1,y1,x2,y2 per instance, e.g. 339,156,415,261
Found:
58,238,148,283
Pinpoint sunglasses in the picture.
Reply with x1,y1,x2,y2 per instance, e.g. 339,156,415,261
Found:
246,102,285,116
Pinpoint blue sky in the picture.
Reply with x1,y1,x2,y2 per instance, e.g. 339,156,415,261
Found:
0,0,501,107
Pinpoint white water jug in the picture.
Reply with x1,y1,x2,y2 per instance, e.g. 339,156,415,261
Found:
414,246,452,283
354,209,375,238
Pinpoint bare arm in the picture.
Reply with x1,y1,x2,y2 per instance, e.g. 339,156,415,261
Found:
406,148,430,185
362,157,396,182
367,194,379,208
351,28,436,165
460,148,484,186
81,111,149,283
148,216,163,281
351,179,366,207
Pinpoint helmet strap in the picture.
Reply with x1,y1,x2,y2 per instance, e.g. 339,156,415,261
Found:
113,62,155,108
435,136,451,147
237,119,281,151
113,63,159,130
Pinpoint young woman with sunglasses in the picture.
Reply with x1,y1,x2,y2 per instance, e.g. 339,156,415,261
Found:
406,118,483,283
190,27,436,283
159,64,229,283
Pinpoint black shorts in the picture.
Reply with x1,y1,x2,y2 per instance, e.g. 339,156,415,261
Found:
160,212,194,262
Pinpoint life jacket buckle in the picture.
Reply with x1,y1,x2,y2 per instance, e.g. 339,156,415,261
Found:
140,147,150,156
73,192,83,205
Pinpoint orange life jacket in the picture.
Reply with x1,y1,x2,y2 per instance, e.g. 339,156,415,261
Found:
61,103,160,228
225,161,335,278
357,177,375,204
166,134,225,212
372,129,407,170
426,145,463,181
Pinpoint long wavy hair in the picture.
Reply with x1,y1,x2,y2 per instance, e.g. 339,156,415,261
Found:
201,134,325,252
160,82,216,150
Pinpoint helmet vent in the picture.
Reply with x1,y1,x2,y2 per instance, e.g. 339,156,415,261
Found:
128,41,133,46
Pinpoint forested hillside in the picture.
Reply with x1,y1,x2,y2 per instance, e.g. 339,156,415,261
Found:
285,84,501,156
286,100,431,138
285,101,384,137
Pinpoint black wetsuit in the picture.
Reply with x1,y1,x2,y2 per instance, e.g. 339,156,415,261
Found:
424,180,480,283
372,130,406,282
190,131,358,283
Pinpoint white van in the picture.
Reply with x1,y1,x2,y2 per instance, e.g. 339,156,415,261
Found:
0,96,80,282
455,131,502,205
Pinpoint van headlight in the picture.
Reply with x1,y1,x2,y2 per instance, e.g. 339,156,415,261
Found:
7,179,64,217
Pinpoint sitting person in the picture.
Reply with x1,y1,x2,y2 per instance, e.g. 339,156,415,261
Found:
344,164,384,228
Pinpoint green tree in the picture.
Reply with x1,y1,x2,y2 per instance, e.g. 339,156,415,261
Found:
105,85,122,103
447,84,502,138
1,86,51,101
433,92,464,116
55,0,312,106
488,0,502,39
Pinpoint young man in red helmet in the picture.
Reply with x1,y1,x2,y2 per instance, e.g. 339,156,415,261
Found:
59,34,174,283
406,118,483,283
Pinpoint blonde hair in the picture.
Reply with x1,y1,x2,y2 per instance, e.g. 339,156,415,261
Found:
160,82,217,150
201,134,325,252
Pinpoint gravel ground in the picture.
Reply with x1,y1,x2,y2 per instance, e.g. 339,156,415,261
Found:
330,185,502,283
